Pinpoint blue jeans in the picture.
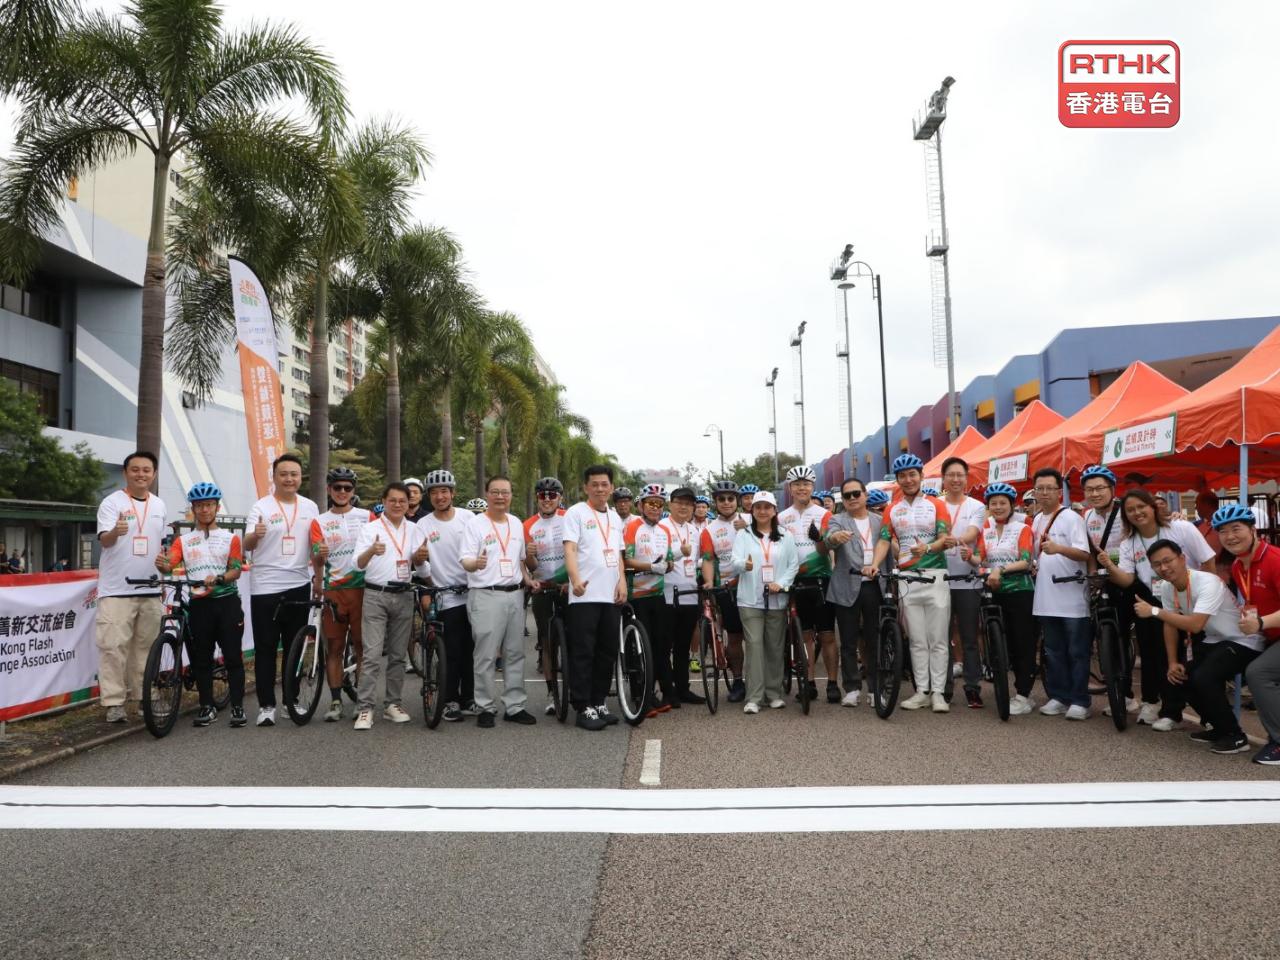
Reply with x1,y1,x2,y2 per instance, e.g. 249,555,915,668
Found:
1040,616,1092,708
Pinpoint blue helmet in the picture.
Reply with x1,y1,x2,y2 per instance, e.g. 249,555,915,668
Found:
1080,464,1116,486
984,482,1018,502
695,494,712,506
866,489,890,507
1211,503,1256,530
372,503,385,516
891,453,924,475
187,481,222,503
922,484,941,497
739,484,760,495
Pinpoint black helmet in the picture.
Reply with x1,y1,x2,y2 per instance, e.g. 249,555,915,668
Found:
326,466,357,485
613,487,634,501
535,476,564,495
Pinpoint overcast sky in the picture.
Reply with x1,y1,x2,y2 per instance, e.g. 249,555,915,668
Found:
6,2,1279,477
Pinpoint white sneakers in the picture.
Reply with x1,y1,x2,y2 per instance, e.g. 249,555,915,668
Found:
901,691,931,710
931,692,950,713
1104,697,1141,717
841,690,861,708
768,698,786,709
544,702,557,716
1039,699,1067,716
1137,703,1160,725
743,701,761,714
1065,704,1090,721
383,704,411,723
353,708,373,730
1008,694,1034,716
1150,716,1183,732
256,706,276,727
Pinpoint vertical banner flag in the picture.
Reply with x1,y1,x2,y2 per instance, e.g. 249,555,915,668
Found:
229,257,286,497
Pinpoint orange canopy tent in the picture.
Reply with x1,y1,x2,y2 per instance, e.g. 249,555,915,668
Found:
922,425,987,477
970,362,1188,487
1102,321,1280,489
958,400,1065,492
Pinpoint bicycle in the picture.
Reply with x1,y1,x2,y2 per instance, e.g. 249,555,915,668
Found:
536,586,572,723
871,570,932,719
409,582,461,729
943,571,1012,721
615,603,653,725
281,597,358,726
1051,571,1131,731
674,586,731,714
783,578,829,715
127,576,230,738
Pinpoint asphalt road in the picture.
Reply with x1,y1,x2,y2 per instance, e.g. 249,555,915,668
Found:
3,623,1277,960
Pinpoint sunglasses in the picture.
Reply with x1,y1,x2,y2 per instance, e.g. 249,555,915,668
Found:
714,494,737,502
842,490,864,499
330,484,354,493
536,491,560,499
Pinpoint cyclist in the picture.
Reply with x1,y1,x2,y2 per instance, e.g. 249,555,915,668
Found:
1020,488,1038,520
778,465,839,704
403,477,428,522
700,480,747,702
1216,504,1280,764
869,454,951,712
694,495,711,530
738,484,759,514
613,487,635,523
417,469,477,723
624,484,677,712
866,488,889,516
1096,488,1215,728
664,487,707,705
465,498,487,515
94,450,167,724
820,490,838,514
970,482,1036,715
525,476,567,716
157,482,246,728
1081,464,1140,717
309,466,370,722
939,457,986,708
827,477,884,707
244,453,320,727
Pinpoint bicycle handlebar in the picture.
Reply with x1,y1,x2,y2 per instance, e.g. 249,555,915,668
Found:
1051,572,1110,584
882,570,933,584
126,575,204,589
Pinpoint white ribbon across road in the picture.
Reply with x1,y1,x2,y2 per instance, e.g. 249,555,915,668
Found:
2,781,1279,833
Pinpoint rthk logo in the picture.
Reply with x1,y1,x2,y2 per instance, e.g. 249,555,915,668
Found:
1059,41,1179,128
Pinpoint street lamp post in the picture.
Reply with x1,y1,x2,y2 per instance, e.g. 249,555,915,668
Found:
765,367,779,485
703,423,725,478
790,321,807,463
831,246,891,479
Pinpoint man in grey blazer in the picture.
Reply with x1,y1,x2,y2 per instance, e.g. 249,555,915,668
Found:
824,477,889,706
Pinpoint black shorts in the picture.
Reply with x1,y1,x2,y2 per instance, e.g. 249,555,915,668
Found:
792,582,835,632
713,586,743,634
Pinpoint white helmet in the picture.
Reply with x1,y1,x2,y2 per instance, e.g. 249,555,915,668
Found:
785,465,817,484
638,483,667,502
424,469,455,490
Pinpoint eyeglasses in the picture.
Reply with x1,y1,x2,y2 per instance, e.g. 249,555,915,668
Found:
536,491,559,499
330,484,354,493
489,490,512,498
714,494,737,502
1033,485,1060,493
1149,555,1179,569
842,490,864,499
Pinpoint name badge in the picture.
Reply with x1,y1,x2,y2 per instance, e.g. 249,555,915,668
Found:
762,564,775,584
499,558,514,578
132,536,150,556
604,551,619,568
281,536,297,557
395,559,410,581
683,558,695,577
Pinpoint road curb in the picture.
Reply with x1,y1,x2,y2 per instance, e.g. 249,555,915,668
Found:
0,722,149,782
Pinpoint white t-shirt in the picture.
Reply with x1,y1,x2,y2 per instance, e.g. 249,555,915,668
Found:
562,501,624,605
96,490,168,597
943,495,985,589
417,509,475,610
663,518,701,605
1155,569,1265,652
462,513,526,588
355,515,429,587
1032,507,1089,618
1084,503,1126,555
246,494,320,595
1119,520,1216,589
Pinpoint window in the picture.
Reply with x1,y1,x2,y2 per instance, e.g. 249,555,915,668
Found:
334,367,348,381
181,391,197,409
292,367,309,384
292,346,309,363
292,410,307,429
1,359,59,426
291,388,307,404
0,275,60,327
353,360,364,378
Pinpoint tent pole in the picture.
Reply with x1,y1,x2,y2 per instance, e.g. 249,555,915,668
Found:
1239,443,1250,505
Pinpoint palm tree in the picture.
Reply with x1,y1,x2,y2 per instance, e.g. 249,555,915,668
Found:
0,0,347,462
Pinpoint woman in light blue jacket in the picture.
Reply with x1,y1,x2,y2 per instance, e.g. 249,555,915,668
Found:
730,491,800,713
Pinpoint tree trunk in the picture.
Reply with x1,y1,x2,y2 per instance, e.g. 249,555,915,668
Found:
499,418,510,476
474,421,485,498
385,334,401,481
135,151,170,475
308,266,330,503
439,376,453,472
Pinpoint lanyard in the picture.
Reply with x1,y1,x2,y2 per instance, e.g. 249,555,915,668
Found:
854,518,873,552
757,534,773,566
273,497,299,537
124,491,151,532
487,517,512,558
669,520,692,551
595,508,612,552
1239,543,1268,603
380,516,408,559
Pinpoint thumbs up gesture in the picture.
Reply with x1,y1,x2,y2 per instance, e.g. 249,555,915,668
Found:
254,520,267,539
371,534,386,556
412,542,429,565
114,514,130,537
475,549,489,570
744,554,754,572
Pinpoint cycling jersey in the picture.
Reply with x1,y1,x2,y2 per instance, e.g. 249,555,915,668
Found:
974,517,1034,592
524,510,567,584
700,516,739,587
624,517,674,600
778,501,832,577
1084,503,1125,554
168,528,244,599
879,494,948,570
309,507,372,590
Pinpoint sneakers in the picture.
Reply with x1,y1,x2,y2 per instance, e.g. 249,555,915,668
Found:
1150,717,1183,732
461,701,482,717
353,708,373,730
689,657,702,674
1039,699,1067,716
1189,727,1217,743
768,698,786,709
576,706,606,731
1008,694,1033,716
504,709,538,725
104,705,127,723
900,691,930,710
951,661,963,678
442,702,463,723
1251,740,1280,765
1210,732,1250,754
743,701,760,714
193,706,217,727
543,702,557,716
1136,703,1160,725
727,679,746,703
931,692,950,713
679,689,706,705
965,689,984,709
383,704,411,724
826,683,842,704
1065,704,1091,721
594,704,620,726
1104,697,1141,717
256,706,276,727
841,690,861,708
324,699,343,723
476,711,496,728
229,706,247,728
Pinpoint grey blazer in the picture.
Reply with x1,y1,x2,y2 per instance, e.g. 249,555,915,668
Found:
825,512,890,607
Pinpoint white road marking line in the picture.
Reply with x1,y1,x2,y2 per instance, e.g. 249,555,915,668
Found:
3,781,1280,834
639,739,662,786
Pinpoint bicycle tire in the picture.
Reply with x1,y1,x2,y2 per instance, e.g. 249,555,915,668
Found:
615,616,652,725
781,621,793,695
551,615,570,723
341,637,359,702
874,618,903,719
1098,620,1128,732
699,618,718,714
985,618,1011,722
790,619,810,715
210,660,230,711
283,622,324,726
141,628,183,738
421,623,447,729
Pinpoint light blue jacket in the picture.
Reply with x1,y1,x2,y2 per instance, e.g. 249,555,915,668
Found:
731,526,800,610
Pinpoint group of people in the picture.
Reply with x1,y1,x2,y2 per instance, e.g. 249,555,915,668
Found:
90,449,1280,766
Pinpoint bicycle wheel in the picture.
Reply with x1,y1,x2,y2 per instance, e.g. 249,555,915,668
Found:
420,623,447,728
340,636,359,702
874,618,903,719
1098,620,1128,732
210,659,230,710
615,616,652,725
549,615,570,723
141,628,183,738
985,618,1011,722
790,619,810,715
283,621,324,726
699,618,719,714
